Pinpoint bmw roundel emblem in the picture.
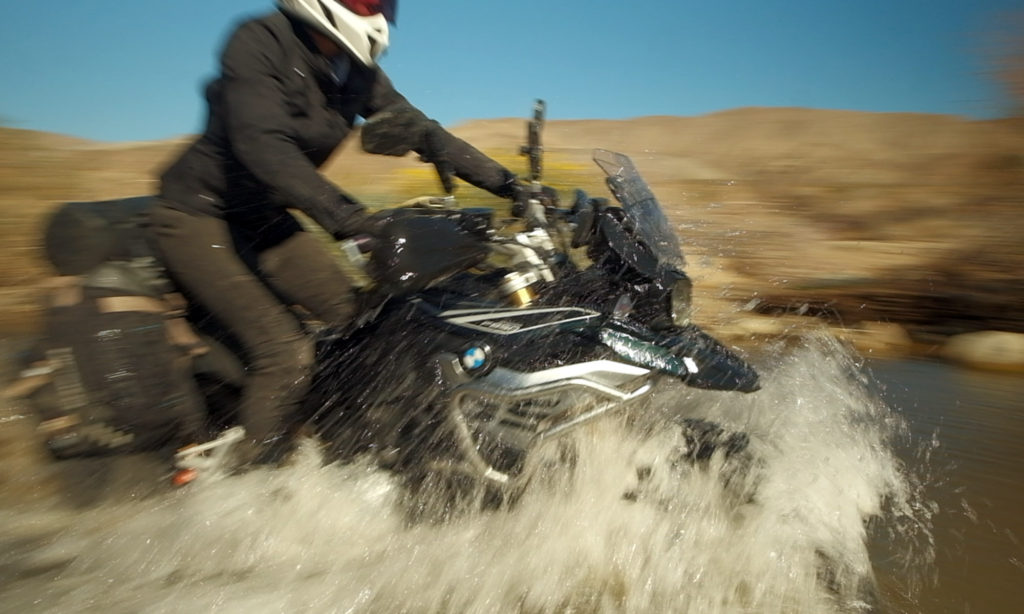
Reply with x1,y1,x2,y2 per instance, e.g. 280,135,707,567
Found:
461,346,488,371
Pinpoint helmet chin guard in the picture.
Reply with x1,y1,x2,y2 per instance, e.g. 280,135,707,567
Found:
277,0,394,66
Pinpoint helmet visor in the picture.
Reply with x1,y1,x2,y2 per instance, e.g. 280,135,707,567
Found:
339,0,397,23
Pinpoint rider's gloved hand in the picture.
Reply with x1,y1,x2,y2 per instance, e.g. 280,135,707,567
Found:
570,190,610,248
337,208,416,265
321,191,374,241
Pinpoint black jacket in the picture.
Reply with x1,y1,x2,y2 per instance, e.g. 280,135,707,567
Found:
160,11,514,237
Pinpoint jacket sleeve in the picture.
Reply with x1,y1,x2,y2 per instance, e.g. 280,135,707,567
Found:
220,21,366,237
365,72,518,198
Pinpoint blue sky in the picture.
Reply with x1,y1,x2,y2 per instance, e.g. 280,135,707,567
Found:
1,0,1019,142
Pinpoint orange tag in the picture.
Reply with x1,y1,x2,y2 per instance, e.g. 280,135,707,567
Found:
171,468,199,487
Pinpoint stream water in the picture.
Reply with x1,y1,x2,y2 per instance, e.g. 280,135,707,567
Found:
865,357,1024,613
0,333,1020,613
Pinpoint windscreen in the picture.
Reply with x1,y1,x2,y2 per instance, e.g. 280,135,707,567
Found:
592,149,684,268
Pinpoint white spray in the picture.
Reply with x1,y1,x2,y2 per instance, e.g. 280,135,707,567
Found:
0,333,933,613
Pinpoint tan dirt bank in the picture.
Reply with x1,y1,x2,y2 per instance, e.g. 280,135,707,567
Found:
2,108,1022,366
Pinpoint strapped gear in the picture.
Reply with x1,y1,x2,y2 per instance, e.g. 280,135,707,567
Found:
20,198,209,458
276,0,396,66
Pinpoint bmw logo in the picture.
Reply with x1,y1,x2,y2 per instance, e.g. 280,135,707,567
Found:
461,346,488,371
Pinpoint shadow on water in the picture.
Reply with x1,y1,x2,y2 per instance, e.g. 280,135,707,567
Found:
0,333,964,613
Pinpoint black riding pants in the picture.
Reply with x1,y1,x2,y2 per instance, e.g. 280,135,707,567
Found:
148,203,357,447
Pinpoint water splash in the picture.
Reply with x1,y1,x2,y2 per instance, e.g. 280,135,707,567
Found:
0,333,933,613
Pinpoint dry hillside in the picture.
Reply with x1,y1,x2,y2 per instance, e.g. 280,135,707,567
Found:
1,108,1023,355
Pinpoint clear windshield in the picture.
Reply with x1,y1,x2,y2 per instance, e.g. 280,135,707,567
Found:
592,149,684,268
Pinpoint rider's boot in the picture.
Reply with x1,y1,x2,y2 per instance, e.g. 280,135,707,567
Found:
171,426,247,485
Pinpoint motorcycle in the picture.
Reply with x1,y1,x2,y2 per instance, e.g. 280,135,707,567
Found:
283,101,761,510
15,101,759,504
9,103,891,611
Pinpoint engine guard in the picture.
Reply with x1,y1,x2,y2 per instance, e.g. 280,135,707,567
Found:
434,354,654,486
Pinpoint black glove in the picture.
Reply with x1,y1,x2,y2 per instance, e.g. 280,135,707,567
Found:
337,209,413,260
569,190,610,248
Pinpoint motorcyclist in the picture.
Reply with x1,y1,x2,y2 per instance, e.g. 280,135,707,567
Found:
149,0,524,463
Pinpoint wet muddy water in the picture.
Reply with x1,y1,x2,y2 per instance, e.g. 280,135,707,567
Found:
867,358,1024,613
0,336,1021,613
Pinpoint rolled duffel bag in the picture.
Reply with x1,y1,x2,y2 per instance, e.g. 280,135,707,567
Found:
44,196,157,277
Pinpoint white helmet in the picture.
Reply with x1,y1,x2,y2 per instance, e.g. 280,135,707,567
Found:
277,0,397,66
